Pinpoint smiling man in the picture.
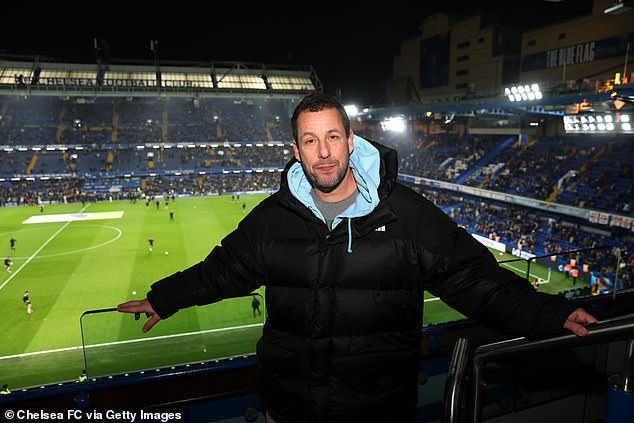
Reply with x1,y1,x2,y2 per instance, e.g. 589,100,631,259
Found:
118,93,597,423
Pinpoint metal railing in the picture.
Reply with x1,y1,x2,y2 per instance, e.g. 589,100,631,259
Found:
443,314,634,423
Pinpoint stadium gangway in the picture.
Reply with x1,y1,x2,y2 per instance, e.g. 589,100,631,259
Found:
442,314,634,423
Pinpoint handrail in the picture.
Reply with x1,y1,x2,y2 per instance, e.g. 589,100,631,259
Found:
443,338,471,423
469,314,634,423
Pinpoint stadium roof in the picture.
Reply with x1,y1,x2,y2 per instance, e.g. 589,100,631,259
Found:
0,60,320,98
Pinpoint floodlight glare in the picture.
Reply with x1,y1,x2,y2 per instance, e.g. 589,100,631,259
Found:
344,105,359,117
607,123,615,130
380,116,406,132
621,114,630,123
623,123,632,131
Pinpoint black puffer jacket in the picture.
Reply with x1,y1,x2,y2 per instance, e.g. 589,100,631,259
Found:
147,138,575,423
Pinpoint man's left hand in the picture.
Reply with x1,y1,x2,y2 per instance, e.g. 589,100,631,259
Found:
563,308,598,336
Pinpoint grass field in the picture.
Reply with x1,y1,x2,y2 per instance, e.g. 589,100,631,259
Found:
0,195,578,390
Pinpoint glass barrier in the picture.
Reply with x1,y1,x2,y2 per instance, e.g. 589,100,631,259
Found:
80,293,265,379
3,245,629,389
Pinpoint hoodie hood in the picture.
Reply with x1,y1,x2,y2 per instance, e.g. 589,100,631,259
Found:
286,134,384,227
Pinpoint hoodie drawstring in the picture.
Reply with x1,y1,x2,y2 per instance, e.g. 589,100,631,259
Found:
347,218,353,253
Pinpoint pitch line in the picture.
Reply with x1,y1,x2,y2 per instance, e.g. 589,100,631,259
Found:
0,204,90,292
500,261,550,284
0,322,264,361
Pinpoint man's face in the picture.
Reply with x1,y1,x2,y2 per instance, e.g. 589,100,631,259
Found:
292,108,354,194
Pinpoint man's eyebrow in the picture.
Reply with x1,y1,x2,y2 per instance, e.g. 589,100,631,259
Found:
300,129,342,139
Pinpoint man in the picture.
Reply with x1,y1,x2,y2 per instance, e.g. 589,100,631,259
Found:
10,237,16,252
4,257,11,273
148,237,154,252
118,93,597,423
251,294,261,317
78,369,88,382
23,290,29,305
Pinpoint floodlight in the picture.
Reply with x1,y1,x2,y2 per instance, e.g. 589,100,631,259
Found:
623,123,632,130
505,83,542,102
621,114,630,123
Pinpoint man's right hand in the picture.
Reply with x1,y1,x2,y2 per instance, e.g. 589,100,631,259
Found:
117,298,161,333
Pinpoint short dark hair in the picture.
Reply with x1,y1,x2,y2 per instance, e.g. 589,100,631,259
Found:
291,93,350,142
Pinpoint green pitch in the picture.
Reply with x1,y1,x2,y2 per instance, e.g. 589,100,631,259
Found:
0,196,578,389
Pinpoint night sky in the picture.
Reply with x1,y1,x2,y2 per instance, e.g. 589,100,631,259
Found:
1,0,594,106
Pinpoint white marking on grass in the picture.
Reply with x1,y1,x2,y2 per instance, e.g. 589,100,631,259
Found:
500,262,549,284
0,205,90,292
0,322,264,361
10,225,123,260
23,211,123,224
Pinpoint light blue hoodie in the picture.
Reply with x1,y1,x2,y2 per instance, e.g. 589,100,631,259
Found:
286,135,382,252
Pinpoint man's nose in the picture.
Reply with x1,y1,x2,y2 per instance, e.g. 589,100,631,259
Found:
318,140,331,158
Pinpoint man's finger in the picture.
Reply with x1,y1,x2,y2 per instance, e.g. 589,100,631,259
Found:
142,316,160,333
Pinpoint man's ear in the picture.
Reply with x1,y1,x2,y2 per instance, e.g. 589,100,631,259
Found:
292,140,301,162
347,130,354,154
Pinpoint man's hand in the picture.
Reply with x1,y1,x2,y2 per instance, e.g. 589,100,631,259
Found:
563,307,598,336
117,298,161,333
